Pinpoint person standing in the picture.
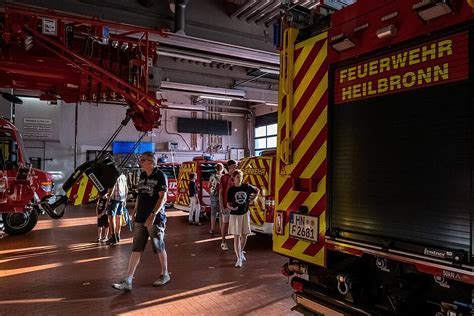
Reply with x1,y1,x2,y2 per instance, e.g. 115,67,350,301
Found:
209,163,225,234
188,172,202,226
219,159,237,251
227,169,259,268
96,195,109,243
112,152,170,292
105,172,128,245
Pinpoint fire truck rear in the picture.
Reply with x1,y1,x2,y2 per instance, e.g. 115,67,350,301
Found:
241,151,275,235
175,157,227,215
274,1,474,314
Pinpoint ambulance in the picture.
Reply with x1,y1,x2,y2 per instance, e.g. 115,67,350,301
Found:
240,151,275,235
175,157,226,214
158,162,180,208
273,1,474,314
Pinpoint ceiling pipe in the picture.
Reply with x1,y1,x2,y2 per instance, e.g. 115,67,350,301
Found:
247,0,280,24
263,11,281,26
238,0,271,21
261,0,316,26
255,7,280,25
230,0,257,19
174,0,189,35
158,46,279,70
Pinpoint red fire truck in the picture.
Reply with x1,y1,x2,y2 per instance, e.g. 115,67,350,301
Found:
158,162,180,208
274,1,474,314
0,118,54,235
240,151,276,235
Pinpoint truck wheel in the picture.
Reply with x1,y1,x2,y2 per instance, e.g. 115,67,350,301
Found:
165,202,174,209
2,211,38,235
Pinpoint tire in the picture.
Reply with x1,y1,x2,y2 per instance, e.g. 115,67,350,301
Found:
165,202,174,209
2,210,38,235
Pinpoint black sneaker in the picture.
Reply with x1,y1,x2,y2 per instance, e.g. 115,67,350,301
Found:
106,236,116,246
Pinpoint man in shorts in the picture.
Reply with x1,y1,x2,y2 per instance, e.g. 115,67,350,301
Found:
112,152,170,292
219,159,237,251
105,172,128,245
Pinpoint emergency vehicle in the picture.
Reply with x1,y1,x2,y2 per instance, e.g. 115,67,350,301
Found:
273,1,474,314
175,157,226,214
0,118,54,235
240,151,275,235
158,162,180,208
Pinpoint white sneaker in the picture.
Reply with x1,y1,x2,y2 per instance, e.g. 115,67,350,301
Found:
241,252,246,262
112,280,132,292
221,243,229,251
235,259,242,268
153,274,171,286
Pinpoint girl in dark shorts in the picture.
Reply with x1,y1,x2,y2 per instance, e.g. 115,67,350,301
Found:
96,196,109,243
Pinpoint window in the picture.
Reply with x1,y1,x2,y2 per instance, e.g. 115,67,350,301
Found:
254,123,277,155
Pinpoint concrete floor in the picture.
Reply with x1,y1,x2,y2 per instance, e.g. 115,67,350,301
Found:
0,206,298,315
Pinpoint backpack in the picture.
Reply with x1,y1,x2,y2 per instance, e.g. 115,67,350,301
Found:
210,173,221,196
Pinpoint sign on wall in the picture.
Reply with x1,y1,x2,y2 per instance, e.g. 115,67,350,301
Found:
334,32,469,104
23,118,53,139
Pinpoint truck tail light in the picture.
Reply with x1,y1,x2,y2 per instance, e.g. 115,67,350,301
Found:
290,277,304,293
41,181,53,192
0,176,7,193
264,196,275,223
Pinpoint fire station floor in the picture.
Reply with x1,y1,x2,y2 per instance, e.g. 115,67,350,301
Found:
0,206,298,316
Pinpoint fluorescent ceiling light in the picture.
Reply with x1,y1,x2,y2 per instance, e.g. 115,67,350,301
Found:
156,51,212,64
160,81,246,97
259,67,280,75
265,102,278,107
199,95,233,101
207,111,244,117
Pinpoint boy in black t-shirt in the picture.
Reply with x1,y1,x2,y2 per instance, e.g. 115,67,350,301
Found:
227,169,259,268
188,172,202,226
112,152,170,292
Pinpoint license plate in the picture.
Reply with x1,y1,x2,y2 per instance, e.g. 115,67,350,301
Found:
289,213,319,243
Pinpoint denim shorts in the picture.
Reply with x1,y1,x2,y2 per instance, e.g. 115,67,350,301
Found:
210,195,219,218
107,200,124,216
132,222,166,253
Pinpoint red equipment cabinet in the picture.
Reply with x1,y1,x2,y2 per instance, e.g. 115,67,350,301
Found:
274,0,474,314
